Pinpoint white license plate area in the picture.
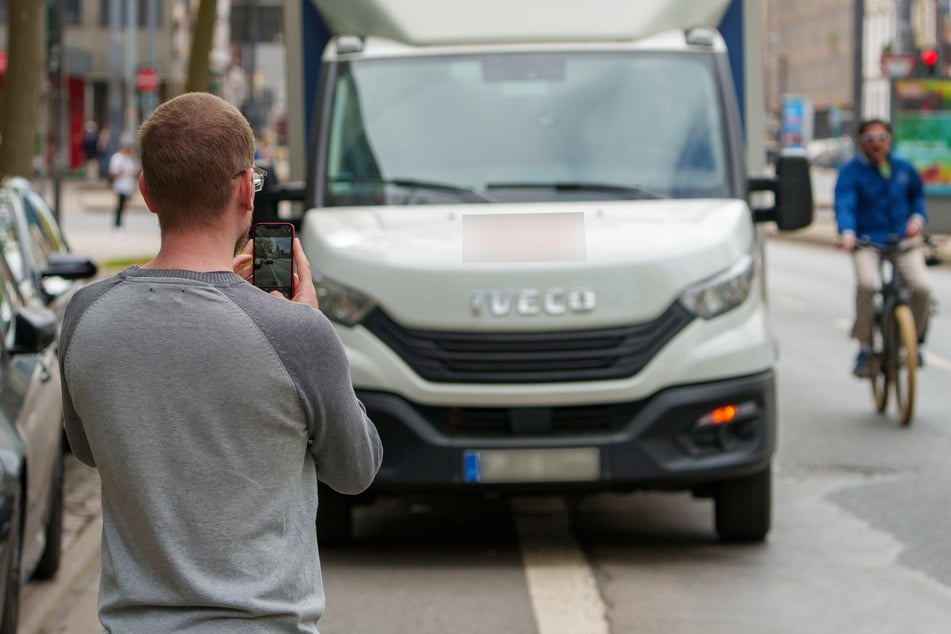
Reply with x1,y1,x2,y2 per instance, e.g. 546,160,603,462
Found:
463,448,600,484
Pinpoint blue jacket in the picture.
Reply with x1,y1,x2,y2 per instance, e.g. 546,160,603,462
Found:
833,151,926,244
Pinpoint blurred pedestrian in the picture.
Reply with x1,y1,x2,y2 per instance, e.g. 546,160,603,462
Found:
97,123,112,182
59,92,382,633
82,121,99,180
108,139,138,230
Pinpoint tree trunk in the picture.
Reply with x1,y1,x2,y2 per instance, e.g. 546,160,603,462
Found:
185,0,217,93
0,0,46,178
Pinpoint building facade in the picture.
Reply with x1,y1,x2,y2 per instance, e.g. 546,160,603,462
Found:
765,0,947,142
0,0,284,169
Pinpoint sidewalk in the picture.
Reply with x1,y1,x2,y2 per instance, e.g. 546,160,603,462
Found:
50,178,161,266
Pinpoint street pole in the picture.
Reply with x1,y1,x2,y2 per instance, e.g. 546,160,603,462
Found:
143,0,159,117
896,0,913,53
124,0,138,139
108,0,123,162
937,0,947,76
246,0,260,130
853,0,864,127
48,0,65,220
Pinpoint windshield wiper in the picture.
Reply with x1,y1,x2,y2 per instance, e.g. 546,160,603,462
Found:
485,181,668,200
331,176,495,203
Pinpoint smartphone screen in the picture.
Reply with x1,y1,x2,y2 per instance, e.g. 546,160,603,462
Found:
252,222,295,299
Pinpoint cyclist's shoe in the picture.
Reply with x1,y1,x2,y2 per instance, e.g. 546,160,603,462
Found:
917,349,924,368
852,348,875,378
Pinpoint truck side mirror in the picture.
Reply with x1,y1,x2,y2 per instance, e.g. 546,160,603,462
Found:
749,151,814,231
253,181,306,227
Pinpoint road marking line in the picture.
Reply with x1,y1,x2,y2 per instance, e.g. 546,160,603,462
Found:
923,349,951,371
512,497,609,634
774,294,809,311
833,317,851,331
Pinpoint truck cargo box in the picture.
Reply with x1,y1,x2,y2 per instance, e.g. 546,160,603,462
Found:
312,0,733,45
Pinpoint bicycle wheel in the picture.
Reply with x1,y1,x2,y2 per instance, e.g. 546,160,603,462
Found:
870,327,889,413
890,304,917,426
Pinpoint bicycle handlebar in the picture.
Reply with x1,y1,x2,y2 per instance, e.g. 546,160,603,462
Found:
855,236,921,257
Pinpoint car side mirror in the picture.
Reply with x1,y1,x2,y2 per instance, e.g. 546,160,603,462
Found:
9,306,57,354
42,253,98,280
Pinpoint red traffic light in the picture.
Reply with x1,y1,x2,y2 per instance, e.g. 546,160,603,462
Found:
921,48,939,66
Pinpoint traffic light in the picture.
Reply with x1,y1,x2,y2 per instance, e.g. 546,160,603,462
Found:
920,48,939,76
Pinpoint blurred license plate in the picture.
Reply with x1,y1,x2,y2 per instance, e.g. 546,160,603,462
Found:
463,448,600,484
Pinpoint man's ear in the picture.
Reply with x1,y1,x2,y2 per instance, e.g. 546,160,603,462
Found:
138,173,157,214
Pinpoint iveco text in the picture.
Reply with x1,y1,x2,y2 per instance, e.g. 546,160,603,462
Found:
470,288,597,317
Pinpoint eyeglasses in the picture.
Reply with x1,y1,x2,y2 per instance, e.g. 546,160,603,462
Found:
860,133,891,144
231,166,268,192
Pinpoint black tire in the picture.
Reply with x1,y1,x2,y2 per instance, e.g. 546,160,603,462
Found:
0,490,23,634
891,305,917,426
32,451,64,580
714,466,771,543
316,484,353,548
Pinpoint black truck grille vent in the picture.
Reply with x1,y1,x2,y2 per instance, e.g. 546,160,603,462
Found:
361,302,694,383
415,401,646,437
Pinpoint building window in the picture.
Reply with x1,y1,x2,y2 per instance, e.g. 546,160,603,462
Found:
0,0,81,25
230,5,283,43
99,0,163,28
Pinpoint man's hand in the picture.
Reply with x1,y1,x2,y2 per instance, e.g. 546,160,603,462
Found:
233,240,254,283
233,237,318,309
905,216,924,238
838,232,856,252
288,237,319,309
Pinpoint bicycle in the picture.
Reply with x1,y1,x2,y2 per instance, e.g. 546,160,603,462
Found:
859,237,920,426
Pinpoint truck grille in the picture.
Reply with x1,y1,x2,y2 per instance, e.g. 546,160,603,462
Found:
415,401,647,437
360,302,694,383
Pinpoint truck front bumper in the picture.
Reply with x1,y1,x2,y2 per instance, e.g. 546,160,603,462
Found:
359,370,775,492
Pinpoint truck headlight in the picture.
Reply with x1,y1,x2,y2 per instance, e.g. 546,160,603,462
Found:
679,254,754,320
315,275,377,326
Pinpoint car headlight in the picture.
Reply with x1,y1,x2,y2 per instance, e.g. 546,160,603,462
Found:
679,254,754,320
315,275,377,326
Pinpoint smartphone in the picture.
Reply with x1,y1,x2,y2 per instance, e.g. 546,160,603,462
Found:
251,222,295,299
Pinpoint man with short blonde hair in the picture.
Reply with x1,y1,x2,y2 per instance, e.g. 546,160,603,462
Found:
138,92,255,232
60,92,383,632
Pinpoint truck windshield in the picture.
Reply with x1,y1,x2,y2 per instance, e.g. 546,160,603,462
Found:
323,51,732,206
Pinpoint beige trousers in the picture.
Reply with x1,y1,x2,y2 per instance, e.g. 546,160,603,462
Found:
851,239,932,343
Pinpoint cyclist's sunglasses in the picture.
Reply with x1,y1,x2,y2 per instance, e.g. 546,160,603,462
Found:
860,133,891,144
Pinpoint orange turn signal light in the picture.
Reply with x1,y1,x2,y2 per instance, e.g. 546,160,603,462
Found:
709,405,738,425
696,403,748,428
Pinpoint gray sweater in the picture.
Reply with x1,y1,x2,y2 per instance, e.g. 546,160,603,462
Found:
59,267,383,633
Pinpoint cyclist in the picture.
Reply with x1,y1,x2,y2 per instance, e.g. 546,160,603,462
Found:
834,118,932,378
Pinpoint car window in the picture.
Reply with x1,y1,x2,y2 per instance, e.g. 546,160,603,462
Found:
22,189,71,299
0,259,15,350
22,189,68,265
0,196,28,292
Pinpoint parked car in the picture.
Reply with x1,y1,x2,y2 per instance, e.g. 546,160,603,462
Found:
0,247,71,633
0,176,98,315
0,177,100,631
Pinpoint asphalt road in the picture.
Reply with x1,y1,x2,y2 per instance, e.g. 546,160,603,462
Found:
20,236,951,633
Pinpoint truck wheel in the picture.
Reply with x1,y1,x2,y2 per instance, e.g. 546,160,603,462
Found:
714,466,771,543
316,484,353,548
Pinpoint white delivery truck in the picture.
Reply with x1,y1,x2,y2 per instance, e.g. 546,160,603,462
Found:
266,0,813,543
